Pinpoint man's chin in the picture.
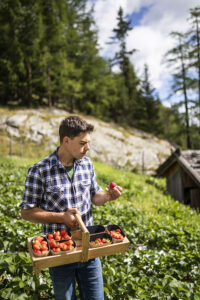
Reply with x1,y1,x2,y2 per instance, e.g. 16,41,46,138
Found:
77,152,87,159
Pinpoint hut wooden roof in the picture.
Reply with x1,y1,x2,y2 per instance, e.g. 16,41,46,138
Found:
157,149,200,187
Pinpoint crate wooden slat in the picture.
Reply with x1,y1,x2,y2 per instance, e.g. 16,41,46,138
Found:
28,214,130,274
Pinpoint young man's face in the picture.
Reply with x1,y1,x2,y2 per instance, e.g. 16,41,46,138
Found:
65,132,91,160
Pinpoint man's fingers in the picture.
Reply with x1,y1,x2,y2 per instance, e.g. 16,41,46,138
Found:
113,185,122,192
106,185,122,192
70,220,79,230
68,208,79,214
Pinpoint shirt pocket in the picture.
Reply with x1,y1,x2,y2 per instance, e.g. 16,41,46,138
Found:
45,185,66,211
79,180,91,198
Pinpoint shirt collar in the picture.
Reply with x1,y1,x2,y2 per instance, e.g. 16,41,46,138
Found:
49,147,84,169
49,147,61,169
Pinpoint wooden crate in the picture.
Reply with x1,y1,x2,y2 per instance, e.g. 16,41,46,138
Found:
28,214,130,274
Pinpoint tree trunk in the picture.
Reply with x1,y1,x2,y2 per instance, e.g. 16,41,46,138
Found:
69,97,74,113
180,43,192,149
47,64,52,107
183,83,192,149
27,63,32,107
195,18,200,130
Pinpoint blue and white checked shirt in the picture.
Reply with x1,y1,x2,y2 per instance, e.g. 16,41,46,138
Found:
20,148,103,234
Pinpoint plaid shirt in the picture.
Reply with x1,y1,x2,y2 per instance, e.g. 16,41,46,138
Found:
20,148,103,234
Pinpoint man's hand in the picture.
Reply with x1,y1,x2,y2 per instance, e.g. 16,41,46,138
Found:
105,184,122,202
92,184,122,206
62,208,79,230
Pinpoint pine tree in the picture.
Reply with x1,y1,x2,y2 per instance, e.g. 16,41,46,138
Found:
158,104,187,147
0,0,24,104
188,6,200,129
109,6,141,126
18,1,43,106
164,31,192,148
39,0,61,107
141,63,161,133
67,1,107,115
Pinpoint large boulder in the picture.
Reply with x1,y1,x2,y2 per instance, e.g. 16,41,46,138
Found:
6,114,27,128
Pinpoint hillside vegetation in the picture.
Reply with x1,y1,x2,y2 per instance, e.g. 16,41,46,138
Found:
0,107,172,174
0,157,200,299
1,2,200,149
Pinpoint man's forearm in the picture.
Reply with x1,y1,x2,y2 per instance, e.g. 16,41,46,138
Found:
21,207,65,224
91,192,109,206
92,186,122,206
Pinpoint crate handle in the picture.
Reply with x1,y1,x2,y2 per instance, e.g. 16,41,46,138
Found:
75,213,89,234
75,213,89,262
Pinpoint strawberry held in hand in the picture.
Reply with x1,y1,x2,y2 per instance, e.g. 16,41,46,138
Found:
105,181,122,202
109,181,116,189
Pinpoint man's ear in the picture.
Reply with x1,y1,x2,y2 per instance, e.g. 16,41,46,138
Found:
62,136,70,144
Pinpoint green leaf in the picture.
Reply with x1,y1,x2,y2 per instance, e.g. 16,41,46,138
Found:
19,280,25,288
9,264,16,274
31,280,36,291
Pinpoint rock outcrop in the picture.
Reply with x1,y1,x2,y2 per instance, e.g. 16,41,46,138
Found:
0,108,173,174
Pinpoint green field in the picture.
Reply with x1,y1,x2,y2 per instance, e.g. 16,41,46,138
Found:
0,157,200,299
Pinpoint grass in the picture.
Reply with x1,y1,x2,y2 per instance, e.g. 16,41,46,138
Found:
0,133,58,159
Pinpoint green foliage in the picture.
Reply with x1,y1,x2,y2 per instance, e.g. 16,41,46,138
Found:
140,64,162,134
0,156,200,299
0,1,199,148
163,13,200,149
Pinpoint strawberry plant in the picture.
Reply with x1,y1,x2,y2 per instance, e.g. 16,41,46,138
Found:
0,157,200,299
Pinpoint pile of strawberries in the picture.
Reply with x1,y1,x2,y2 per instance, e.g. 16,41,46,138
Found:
32,236,49,255
49,239,75,253
47,230,75,253
47,230,71,241
109,229,124,240
90,237,111,247
32,230,75,256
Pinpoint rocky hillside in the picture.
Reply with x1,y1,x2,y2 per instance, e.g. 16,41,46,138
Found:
0,107,174,174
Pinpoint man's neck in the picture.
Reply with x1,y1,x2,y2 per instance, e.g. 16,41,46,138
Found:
57,146,74,166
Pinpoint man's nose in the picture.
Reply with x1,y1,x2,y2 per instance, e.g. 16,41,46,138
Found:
85,143,90,151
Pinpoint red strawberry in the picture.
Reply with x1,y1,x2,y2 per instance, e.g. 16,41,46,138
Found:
63,233,71,239
33,244,40,251
50,240,57,249
90,241,96,246
63,244,68,251
102,238,110,244
35,236,44,242
34,249,41,254
68,245,74,250
41,245,48,251
47,233,54,240
109,182,116,189
60,230,67,237
66,240,73,246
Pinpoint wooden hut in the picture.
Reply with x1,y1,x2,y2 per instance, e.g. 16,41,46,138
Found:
156,149,200,209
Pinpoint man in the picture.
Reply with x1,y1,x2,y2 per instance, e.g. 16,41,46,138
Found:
20,115,122,300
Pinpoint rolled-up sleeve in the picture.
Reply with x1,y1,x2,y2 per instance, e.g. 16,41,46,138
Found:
20,166,43,209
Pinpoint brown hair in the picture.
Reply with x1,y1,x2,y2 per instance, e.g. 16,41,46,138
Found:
59,116,94,143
